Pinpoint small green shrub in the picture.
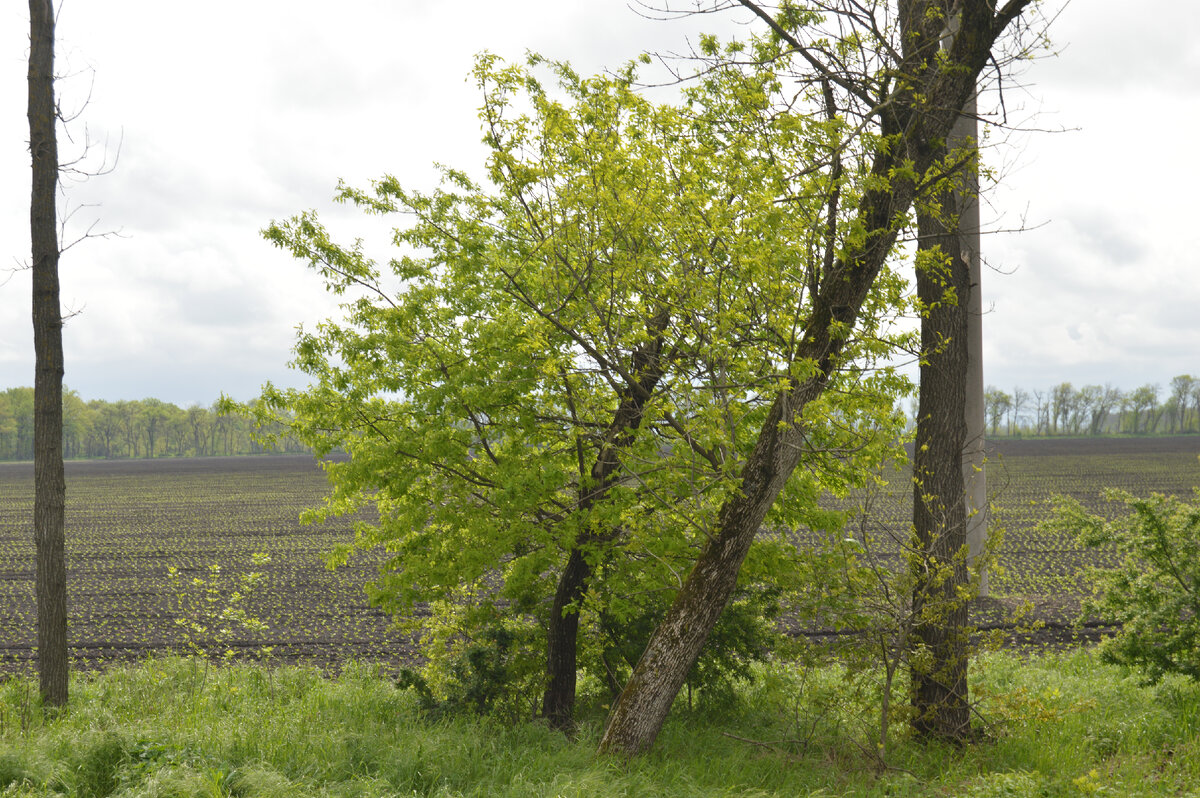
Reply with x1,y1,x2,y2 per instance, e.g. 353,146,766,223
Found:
580,583,783,709
1047,487,1200,683
166,553,273,661
397,598,543,722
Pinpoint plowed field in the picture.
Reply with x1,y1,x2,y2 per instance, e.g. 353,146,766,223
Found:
1,436,1198,673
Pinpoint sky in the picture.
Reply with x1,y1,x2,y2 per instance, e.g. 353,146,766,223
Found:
1,1,1197,408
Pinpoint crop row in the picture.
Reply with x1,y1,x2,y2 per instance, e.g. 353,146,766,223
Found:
1,439,1198,673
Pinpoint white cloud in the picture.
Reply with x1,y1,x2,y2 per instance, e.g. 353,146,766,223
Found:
2,0,1197,406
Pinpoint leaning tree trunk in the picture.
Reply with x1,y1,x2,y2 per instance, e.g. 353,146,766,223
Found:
597,0,1034,757
28,0,69,707
598,261,902,756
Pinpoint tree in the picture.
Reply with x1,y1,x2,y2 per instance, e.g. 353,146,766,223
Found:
187,405,211,456
0,387,35,460
251,51,907,732
984,387,1011,437
28,0,68,706
61,389,91,458
1050,382,1073,435
598,0,1040,755
1127,384,1159,434
142,398,170,457
910,176,974,739
1049,489,1200,684
1191,380,1200,435
1169,375,1194,434
907,3,985,730
1010,385,1028,436
1031,388,1050,435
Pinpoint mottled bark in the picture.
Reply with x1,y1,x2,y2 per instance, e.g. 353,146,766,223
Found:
598,0,1035,757
29,0,69,707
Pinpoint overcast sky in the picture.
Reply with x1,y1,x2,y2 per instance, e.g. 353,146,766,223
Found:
1,1,1196,408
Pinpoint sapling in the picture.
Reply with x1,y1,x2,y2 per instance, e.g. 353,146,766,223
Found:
1047,488,1200,683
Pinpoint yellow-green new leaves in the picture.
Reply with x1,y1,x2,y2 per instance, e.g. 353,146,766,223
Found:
252,50,912,698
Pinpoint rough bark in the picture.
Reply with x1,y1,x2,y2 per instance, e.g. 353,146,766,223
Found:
906,0,984,741
910,192,972,740
29,0,69,707
542,311,669,731
597,0,1035,757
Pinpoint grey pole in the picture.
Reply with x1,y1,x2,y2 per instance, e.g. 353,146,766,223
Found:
947,13,988,597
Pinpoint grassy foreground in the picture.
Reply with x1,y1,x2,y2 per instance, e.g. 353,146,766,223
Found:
1,650,1199,797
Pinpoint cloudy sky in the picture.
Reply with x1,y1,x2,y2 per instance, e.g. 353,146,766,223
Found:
1,1,1196,408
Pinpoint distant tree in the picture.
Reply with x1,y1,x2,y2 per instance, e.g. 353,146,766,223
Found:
61,389,91,458
1010,386,1028,436
1162,396,1182,436
1031,389,1050,435
1126,384,1159,434
1169,375,1195,433
1075,385,1097,435
28,0,68,706
141,398,170,457
1192,380,1200,434
187,405,210,456
1066,388,1088,435
89,400,120,457
165,404,190,455
0,388,35,460
984,386,1011,436
1050,382,1073,435
0,392,16,459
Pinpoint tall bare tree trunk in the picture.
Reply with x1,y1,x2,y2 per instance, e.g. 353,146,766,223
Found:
29,0,69,707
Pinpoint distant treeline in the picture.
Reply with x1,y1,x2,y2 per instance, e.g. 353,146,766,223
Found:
980,375,1200,437
0,387,308,461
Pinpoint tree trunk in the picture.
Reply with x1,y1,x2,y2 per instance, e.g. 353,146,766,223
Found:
29,0,69,707
908,3,983,740
542,311,669,731
542,547,591,730
597,0,1033,757
910,187,972,741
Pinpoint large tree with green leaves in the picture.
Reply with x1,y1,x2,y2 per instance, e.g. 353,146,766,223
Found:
251,47,908,730
597,0,1041,755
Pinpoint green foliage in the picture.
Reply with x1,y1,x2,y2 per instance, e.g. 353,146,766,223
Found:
396,596,543,722
4,652,1198,797
1048,487,1200,683
166,553,273,661
581,579,784,706
244,47,911,712
0,388,308,461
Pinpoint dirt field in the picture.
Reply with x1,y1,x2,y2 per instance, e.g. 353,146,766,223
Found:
1,436,1198,674
0,456,408,674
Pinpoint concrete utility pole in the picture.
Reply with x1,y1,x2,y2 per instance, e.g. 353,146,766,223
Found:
948,12,988,598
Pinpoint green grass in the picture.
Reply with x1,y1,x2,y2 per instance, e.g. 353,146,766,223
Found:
1,650,1199,797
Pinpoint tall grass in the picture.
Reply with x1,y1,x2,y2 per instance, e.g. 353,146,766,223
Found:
1,650,1198,797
